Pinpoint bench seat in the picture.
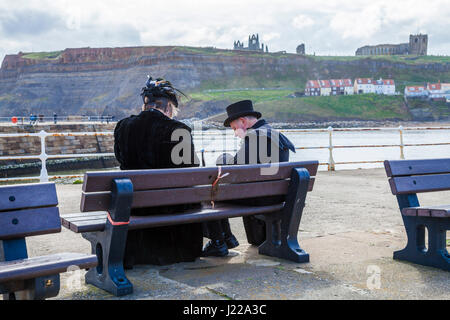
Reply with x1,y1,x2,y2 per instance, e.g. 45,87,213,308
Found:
0,252,97,283
402,205,450,217
61,203,285,233
384,158,450,271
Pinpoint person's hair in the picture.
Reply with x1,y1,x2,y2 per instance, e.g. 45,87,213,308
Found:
143,96,179,117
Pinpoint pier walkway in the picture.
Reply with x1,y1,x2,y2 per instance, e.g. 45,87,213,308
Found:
16,168,450,300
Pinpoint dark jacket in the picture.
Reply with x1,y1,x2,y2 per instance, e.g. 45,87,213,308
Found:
113,108,202,266
114,108,199,170
221,119,297,245
233,119,295,165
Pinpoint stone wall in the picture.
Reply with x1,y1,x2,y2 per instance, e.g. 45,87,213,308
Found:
0,123,116,167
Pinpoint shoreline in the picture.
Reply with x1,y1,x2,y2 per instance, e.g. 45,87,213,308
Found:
203,119,450,130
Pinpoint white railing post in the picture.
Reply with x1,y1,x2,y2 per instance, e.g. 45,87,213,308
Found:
328,126,335,171
399,125,405,160
38,130,49,182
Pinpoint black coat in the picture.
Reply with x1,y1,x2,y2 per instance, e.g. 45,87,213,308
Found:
114,108,199,170
113,108,202,266
233,119,295,165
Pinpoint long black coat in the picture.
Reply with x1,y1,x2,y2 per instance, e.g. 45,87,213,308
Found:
114,108,202,266
223,119,296,245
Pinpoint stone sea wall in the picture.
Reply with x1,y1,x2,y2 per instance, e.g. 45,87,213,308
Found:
0,123,118,177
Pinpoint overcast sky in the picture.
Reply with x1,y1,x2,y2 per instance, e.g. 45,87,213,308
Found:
0,0,449,63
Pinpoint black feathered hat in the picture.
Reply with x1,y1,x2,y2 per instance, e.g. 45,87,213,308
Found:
223,100,261,127
140,76,185,107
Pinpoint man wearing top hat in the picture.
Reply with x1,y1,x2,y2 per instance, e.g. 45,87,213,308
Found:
202,100,296,257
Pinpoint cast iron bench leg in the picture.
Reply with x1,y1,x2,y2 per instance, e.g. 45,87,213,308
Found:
394,194,450,271
259,168,310,263
83,178,134,296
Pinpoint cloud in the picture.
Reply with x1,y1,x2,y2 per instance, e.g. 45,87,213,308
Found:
0,9,65,37
0,0,449,63
292,15,315,29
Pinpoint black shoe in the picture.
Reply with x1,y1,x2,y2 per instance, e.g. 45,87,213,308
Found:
224,234,239,249
201,240,229,257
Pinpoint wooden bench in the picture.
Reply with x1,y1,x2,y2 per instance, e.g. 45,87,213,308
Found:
61,160,319,296
0,183,98,300
384,158,450,271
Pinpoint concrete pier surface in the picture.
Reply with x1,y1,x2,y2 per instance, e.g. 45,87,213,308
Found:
17,168,450,300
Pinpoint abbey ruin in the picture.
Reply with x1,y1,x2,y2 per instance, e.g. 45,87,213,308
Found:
233,34,268,53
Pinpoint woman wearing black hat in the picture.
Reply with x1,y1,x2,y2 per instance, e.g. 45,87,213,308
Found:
114,76,203,267
202,100,296,257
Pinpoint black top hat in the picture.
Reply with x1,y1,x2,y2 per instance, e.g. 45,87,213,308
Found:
223,100,262,127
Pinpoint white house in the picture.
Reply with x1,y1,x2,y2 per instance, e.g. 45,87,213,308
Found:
319,80,331,96
305,80,321,96
427,82,444,99
354,78,375,94
440,83,450,101
404,85,428,98
330,79,354,95
381,79,395,95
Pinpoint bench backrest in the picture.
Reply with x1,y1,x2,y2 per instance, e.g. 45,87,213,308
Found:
81,161,319,212
0,183,61,240
384,158,450,195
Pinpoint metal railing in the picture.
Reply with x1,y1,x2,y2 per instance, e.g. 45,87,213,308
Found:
1,126,450,183
0,115,116,124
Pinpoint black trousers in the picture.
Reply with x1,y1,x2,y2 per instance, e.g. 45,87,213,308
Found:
204,218,233,240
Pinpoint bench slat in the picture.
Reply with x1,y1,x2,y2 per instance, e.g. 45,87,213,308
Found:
82,161,319,192
0,252,97,283
0,207,61,240
63,203,285,233
384,158,450,177
0,183,58,212
81,178,314,212
388,174,450,195
402,205,450,217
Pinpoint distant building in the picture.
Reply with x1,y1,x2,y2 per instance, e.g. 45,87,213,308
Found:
427,82,444,99
305,80,321,96
374,78,396,95
354,78,375,94
329,79,354,95
318,80,331,96
409,34,428,56
296,44,305,55
233,34,268,52
404,85,428,98
355,34,428,56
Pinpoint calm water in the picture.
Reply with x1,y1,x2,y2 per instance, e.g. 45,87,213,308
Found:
192,128,450,170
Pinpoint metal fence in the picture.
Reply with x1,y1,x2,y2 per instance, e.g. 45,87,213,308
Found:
0,115,115,124
1,126,450,183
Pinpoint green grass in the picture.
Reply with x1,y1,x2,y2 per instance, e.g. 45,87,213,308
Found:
255,94,411,121
21,51,62,60
188,89,294,104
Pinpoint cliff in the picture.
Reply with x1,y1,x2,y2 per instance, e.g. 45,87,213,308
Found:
1,46,449,120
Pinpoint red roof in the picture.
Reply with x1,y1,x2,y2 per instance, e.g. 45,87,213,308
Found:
306,80,321,89
355,78,374,85
427,83,442,90
319,80,331,88
383,79,395,85
406,86,425,92
329,79,352,87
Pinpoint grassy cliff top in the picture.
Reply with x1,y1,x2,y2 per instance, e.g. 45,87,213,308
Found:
16,46,450,65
